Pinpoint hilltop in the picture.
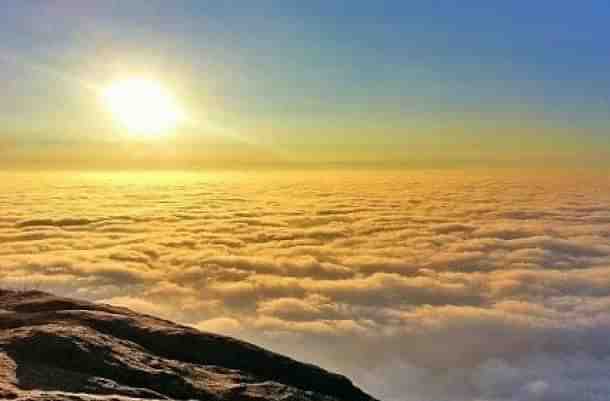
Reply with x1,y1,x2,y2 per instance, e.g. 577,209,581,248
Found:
0,290,377,401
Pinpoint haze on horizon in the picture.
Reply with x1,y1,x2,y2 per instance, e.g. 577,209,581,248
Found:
2,2,610,401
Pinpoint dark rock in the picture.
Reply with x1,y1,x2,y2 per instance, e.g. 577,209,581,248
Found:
0,290,378,401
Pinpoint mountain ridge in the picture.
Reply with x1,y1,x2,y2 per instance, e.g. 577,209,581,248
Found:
0,289,378,401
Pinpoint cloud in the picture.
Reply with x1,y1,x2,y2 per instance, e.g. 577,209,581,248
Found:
15,218,95,228
193,317,243,335
1,170,610,400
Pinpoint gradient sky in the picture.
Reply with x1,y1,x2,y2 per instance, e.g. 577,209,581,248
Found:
1,1,609,168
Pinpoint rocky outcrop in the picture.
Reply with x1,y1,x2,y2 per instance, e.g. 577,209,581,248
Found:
0,290,377,401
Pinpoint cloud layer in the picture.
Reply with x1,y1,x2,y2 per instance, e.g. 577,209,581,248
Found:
1,170,610,401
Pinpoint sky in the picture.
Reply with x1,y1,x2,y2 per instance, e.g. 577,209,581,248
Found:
1,1,609,169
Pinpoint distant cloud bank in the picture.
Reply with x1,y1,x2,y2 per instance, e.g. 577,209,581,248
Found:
1,170,610,401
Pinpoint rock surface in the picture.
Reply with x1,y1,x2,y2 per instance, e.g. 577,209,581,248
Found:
0,290,378,401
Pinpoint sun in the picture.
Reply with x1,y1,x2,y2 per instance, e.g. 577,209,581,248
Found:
102,78,185,136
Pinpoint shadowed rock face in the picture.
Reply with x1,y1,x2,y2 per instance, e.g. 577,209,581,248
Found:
0,290,378,401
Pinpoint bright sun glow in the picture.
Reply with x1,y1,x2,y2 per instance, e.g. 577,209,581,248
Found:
102,78,185,136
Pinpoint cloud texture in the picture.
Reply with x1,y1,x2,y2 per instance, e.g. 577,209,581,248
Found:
1,170,610,401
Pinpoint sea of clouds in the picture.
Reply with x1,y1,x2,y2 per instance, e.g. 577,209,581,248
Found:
1,170,610,401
